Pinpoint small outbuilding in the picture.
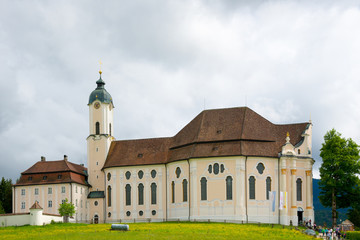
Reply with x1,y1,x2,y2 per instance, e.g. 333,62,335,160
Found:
340,219,354,232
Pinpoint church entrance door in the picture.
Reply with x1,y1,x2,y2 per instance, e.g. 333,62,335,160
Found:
297,207,303,225
94,215,99,224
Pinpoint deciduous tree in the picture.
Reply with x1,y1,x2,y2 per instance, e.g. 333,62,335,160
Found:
58,198,75,223
319,129,360,228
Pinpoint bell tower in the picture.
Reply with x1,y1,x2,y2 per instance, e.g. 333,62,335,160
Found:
87,70,114,222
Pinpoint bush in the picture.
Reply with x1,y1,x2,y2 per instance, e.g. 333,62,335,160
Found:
347,231,360,240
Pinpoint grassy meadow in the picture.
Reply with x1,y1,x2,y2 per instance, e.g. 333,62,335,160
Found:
0,222,316,240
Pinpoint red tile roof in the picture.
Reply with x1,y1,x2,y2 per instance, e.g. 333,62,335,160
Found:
15,160,88,186
103,107,310,169
30,201,43,209
22,160,86,175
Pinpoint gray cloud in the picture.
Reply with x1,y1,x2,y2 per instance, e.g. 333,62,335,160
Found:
1,0,360,181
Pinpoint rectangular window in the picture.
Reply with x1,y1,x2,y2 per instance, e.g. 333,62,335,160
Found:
183,179,188,202
35,188,39,195
151,183,157,205
48,187,52,194
21,189,25,196
61,186,65,193
76,199,78,207
76,186,78,193
62,199,66,204
81,200,83,208
21,202,25,209
48,200,52,208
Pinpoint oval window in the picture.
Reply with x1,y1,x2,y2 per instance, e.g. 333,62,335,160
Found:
220,164,225,173
125,171,131,180
139,210,143,216
126,211,131,217
208,165,212,174
176,167,181,178
108,212,111,218
107,172,111,181
152,210,156,216
94,201,98,206
257,163,265,174
213,163,219,175
151,170,157,178
138,170,144,179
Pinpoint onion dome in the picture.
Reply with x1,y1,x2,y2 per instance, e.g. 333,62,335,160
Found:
88,71,113,105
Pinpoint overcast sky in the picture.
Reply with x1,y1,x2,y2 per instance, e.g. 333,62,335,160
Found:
1,0,360,181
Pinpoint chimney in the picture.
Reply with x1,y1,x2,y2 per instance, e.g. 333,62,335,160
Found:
64,155,68,161
41,156,46,162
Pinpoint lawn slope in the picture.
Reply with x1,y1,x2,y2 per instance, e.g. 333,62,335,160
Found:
0,222,315,240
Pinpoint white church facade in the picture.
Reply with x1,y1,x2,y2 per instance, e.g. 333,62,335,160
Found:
13,72,314,226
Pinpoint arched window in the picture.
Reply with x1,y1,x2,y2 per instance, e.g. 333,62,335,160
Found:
95,122,100,135
125,184,131,206
107,185,111,207
249,176,256,200
226,176,233,200
266,177,271,200
109,123,112,136
297,178,302,201
138,183,144,205
151,183,157,204
200,177,207,200
171,181,175,203
183,179,188,202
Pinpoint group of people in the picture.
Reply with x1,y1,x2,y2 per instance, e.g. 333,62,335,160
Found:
317,226,345,239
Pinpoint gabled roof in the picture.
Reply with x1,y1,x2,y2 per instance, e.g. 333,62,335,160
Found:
103,107,310,169
30,201,43,210
22,160,87,176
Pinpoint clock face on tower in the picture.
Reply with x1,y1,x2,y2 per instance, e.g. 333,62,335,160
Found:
94,102,100,109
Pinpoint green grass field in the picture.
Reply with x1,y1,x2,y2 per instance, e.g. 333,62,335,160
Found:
0,222,315,240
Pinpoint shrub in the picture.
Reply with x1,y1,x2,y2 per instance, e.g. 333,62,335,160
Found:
347,231,360,240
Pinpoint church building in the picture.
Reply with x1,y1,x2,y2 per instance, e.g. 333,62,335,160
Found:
13,72,315,226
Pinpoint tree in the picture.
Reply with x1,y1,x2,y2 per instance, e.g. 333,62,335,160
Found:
58,198,75,223
0,177,13,213
0,201,5,214
319,129,360,228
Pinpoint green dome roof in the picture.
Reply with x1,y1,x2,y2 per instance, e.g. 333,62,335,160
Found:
88,73,113,105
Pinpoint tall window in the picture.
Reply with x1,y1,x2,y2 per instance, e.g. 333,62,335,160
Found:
61,186,65,193
266,177,271,200
107,186,112,207
226,176,233,200
95,122,100,135
151,183,157,204
125,184,131,206
48,187,52,194
109,123,112,136
200,177,207,200
183,179,188,202
138,183,144,205
21,202,25,209
35,188,39,195
171,181,175,203
297,178,302,201
249,176,256,200
48,200,52,208
21,189,25,195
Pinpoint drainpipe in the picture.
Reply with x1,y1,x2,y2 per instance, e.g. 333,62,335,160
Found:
187,159,191,221
165,164,168,221
13,186,15,213
278,156,281,224
245,156,248,223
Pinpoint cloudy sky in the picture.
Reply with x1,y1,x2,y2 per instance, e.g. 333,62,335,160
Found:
1,0,360,181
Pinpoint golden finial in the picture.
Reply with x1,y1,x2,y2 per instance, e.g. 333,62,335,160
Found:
286,132,290,137
99,60,103,75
